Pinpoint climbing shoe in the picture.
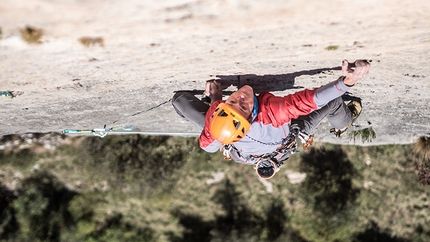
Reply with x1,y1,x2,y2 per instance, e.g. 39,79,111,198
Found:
330,100,362,137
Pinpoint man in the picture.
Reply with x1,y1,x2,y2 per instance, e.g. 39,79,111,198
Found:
172,59,370,178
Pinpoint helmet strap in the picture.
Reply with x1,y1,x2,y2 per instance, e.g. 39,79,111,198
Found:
251,96,258,123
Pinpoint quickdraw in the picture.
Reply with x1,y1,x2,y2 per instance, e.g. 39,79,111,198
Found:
1,91,23,98
62,125,134,138
289,124,314,150
1,91,13,98
221,144,233,160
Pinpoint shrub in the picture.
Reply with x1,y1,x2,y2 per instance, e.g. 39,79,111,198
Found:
0,184,19,240
19,26,43,44
13,171,76,241
414,136,430,163
298,145,359,214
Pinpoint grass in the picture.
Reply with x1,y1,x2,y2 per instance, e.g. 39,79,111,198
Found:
78,37,105,47
348,127,377,143
325,45,339,51
20,26,43,44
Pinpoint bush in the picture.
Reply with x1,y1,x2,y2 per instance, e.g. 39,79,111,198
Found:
414,136,430,162
0,184,19,240
13,171,76,241
298,145,359,215
80,135,193,196
414,136,430,186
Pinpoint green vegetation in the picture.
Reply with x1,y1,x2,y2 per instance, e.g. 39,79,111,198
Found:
78,37,105,47
19,26,43,44
414,136,430,162
0,134,429,241
415,136,430,185
348,127,377,143
325,45,339,51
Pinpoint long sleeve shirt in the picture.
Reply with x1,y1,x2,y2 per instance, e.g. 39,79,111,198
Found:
199,77,350,157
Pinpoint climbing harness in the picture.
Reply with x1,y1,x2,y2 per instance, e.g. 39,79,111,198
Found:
220,124,315,161
220,124,315,179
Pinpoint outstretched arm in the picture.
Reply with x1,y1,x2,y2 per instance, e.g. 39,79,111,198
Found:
314,59,370,108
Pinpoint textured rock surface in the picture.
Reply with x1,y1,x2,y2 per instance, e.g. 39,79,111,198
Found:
1,0,429,145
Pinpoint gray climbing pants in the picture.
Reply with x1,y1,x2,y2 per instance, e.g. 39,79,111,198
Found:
172,92,209,129
171,91,352,133
291,96,352,134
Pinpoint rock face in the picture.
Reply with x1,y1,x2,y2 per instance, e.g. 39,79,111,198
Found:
1,0,429,145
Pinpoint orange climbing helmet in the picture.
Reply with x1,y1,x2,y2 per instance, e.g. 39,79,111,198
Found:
209,103,251,144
